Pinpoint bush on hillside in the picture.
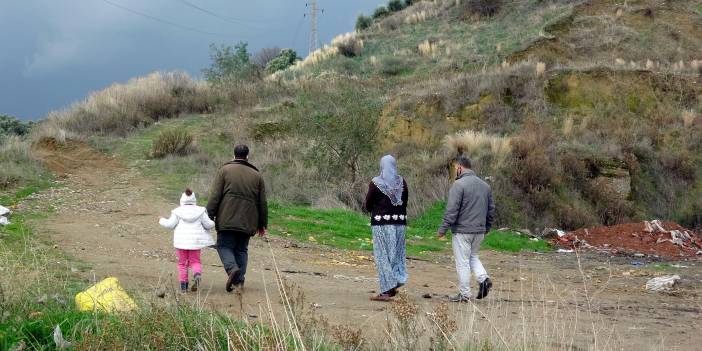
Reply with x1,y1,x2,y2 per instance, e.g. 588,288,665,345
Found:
388,0,407,12
203,42,260,83
378,56,407,76
265,48,300,73
463,0,503,18
291,84,383,195
33,72,216,138
332,33,364,57
0,136,47,189
252,47,282,68
151,129,196,159
0,115,33,137
355,14,373,31
372,6,390,19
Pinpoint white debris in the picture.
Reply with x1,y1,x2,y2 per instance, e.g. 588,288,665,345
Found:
53,325,72,349
542,228,566,239
0,217,9,226
645,275,681,292
0,205,9,216
557,249,574,253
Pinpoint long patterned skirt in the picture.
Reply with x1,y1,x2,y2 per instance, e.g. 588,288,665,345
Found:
371,224,408,294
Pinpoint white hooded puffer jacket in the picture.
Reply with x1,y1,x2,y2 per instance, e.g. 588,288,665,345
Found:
159,192,215,250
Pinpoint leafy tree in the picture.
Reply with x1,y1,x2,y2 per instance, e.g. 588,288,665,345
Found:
355,14,373,31
292,86,383,184
372,6,389,19
388,0,406,12
265,48,300,73
202,42,260,83
0,115,33,137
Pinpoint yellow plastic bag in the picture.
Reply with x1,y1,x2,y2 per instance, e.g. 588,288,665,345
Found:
75,277,137,313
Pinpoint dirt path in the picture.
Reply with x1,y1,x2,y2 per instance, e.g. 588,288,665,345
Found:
30,141,702,350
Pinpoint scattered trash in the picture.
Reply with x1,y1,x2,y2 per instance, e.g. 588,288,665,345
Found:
631,261,643,267
645,275,681,292
53,325,72,349
0,216,9,226
556,221,702,258
542,228,566,239
422,293,432,299
0,205,10,216
75,277,137,313
557,249,574,253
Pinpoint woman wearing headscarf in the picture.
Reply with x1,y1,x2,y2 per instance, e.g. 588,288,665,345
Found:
364,155,409,301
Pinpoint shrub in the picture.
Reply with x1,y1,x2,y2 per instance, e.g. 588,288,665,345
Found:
372,6,390,19
291,84,383,186
203,42,260,83
151,129,196,159
0,136,47,189
252,47,282,68
378,56,406,76
265,48,299,73
332,33,364,57
388,0,406,12
0,115,33,137
463,0,503,17
355,14,372,31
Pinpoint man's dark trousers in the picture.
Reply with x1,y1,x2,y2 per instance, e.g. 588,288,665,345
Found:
217,231,251,285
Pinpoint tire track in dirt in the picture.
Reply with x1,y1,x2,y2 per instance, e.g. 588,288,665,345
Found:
29,140,702,350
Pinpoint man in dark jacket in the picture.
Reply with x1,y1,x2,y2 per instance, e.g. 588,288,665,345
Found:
438,156,495,302
207,145,267,292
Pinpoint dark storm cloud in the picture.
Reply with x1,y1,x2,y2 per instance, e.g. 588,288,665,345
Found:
0,0,383,120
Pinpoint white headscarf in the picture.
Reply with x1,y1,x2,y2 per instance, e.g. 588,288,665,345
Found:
371,155,404,206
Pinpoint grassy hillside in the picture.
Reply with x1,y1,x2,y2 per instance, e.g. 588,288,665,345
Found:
25,0,702,233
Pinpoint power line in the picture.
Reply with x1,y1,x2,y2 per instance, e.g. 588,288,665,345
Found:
101,0,232,37
176,0,287,23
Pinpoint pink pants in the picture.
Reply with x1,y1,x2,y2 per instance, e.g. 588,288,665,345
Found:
176,249,201,283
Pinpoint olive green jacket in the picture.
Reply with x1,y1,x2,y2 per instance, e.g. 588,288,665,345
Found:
206,160,268,235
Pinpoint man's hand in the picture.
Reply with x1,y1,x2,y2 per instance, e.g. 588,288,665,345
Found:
258,228,267,237
437,231,446,240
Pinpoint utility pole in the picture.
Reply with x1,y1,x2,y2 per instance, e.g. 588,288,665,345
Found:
305,1,323,55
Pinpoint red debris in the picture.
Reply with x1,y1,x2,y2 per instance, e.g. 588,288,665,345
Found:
555,220,702,258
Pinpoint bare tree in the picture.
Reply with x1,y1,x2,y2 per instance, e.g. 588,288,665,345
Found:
252,47,282,68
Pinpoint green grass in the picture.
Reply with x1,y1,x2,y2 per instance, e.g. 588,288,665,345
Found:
270,201,550,256
101,114,233,198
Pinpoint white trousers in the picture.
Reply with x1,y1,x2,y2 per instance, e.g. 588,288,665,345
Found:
452,233,488,297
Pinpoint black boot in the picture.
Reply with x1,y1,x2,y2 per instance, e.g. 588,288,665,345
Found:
226,268,240,292
476,278,492,299
180,281,188,293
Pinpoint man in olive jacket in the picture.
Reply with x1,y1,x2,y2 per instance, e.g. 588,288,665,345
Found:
207,145,267,292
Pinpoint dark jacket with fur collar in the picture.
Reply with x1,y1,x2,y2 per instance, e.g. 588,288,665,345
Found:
206,160,267,235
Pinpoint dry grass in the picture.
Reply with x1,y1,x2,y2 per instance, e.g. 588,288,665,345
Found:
0,136,47,189
332,32,365,57
536,61,546,76
150,129,196,159
682,109,697,128
445,130,512,168
33,72,216,139
418,40,439,57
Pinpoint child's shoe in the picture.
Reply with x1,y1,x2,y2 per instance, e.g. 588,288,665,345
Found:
180,281,188,293
191,273,201,292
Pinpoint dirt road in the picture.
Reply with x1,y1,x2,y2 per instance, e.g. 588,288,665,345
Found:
29,141,702,350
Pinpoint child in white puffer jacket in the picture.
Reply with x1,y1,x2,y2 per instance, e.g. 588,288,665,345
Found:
159,188,215,293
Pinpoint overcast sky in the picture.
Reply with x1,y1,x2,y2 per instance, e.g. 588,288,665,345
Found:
0,0,383,120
